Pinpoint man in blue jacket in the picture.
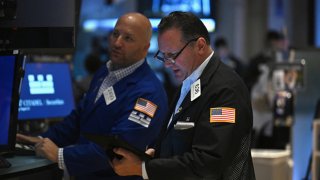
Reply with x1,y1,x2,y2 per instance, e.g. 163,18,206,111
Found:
17,12,168,180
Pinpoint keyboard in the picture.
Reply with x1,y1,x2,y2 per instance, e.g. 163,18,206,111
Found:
15,143,35,156
0,156,11,168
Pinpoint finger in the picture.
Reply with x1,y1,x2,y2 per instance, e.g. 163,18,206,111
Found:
113,148,129,157
145,148,155,157
16,134,28,142
16,133,24,139
34,141,43,150
112,157,119,165
16,134,42,144
35,147,44,157
43,138,50,143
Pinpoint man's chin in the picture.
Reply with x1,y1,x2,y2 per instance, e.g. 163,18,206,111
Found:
174,74,184,83
110,56,124,64
111,55,120,61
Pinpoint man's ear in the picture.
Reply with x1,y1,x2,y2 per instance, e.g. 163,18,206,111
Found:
196,37,207,55
144,42,150,51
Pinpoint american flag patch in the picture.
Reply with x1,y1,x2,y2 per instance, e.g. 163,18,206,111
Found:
210,107,235,123
134,98,157,118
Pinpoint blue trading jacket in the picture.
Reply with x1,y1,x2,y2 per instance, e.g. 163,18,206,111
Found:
42,60,168,180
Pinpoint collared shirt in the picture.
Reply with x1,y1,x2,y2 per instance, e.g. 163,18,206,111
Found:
58,59,145,176
143,51,214,179
95,59,145,102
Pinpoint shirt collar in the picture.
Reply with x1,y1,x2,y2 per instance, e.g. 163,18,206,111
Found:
106,59,145,81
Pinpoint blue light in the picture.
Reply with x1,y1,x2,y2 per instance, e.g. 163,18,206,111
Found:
83,18,215,32
202,0,211,16
316,0,320,47
83,20,98,31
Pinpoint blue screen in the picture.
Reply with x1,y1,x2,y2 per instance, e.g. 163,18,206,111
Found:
151,0,212,17
0,56,15,145
18,63,75,120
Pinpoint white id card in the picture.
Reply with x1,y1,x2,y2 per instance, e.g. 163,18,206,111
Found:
103,86,116,105
191,79,201,101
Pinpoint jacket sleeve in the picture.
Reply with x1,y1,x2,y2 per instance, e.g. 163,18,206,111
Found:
41,97,86,146
40,67,105,146
63,83,168,176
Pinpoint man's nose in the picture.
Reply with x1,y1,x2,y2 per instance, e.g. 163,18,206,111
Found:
113,36,123,47
164,60,174,68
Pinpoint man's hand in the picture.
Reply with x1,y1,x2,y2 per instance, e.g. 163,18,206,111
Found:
111,148,143,176
35,138,59,163
16,133,42,144
111,148,155,177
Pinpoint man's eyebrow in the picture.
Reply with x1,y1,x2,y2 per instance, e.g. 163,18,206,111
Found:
121,31,135,39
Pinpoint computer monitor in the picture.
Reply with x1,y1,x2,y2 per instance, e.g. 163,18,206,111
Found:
0,50,24,153
18,62,75,120
159,0,212,17
0,0,76,51
271,60,306,91
138,0,215,18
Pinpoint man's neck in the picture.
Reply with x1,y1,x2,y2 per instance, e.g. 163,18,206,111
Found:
109,58,145,71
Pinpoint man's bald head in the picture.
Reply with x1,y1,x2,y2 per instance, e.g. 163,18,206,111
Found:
109,12,152,68
117,12,152,44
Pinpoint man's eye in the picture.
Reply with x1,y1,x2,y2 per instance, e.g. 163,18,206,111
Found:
124,36,133,42
166,53,175,58
112,31,119,38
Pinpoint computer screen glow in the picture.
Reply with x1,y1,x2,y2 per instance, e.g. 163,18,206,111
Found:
18,62,75,120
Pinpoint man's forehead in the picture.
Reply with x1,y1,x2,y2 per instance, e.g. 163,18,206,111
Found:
114,26,136,37
160,28,183,39
115,20,144,36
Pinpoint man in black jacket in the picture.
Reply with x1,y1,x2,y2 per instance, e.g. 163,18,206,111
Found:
112,11,255,180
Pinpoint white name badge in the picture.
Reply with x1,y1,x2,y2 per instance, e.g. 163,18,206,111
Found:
103,86,116,105
191,79,201,101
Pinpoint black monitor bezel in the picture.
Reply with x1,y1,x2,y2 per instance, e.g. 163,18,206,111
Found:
0,50,25,154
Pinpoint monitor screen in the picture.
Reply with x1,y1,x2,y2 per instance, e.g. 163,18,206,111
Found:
271,60,306,91
18,62,75,120
140,0,214,18
160,0,211,17
0,50,24,152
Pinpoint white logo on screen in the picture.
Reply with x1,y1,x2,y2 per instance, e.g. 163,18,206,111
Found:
28,74,55,94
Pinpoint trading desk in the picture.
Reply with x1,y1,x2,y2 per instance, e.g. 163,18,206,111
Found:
0,155,62,180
